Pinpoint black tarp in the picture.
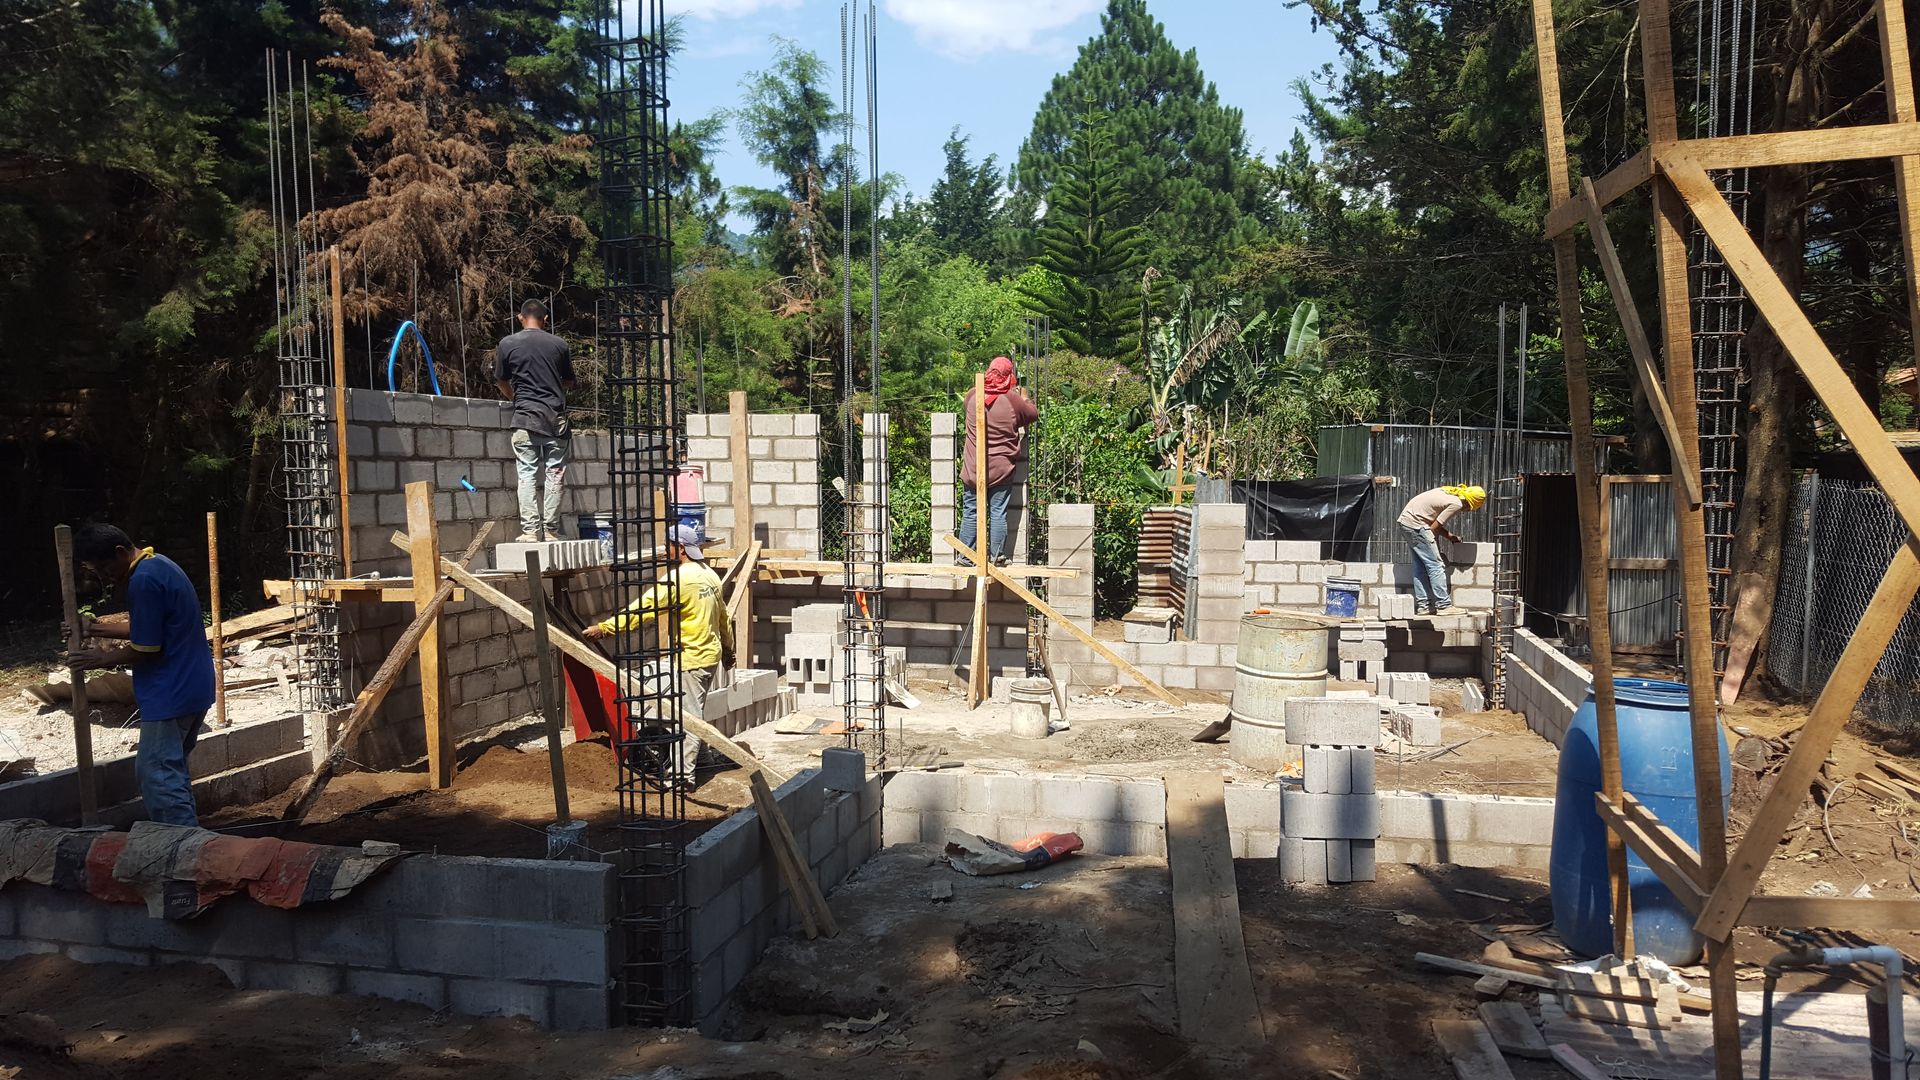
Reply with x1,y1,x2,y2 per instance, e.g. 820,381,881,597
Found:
1233,475,1375,561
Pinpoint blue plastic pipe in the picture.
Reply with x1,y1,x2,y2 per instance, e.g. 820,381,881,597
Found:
385,320,444,396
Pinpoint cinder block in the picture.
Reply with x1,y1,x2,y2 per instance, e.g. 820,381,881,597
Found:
820,747,865,792
1387,704,1442,746
1279,836,1329,885
957,774,1037,818
1350,839,1378,881
1349,748,1376,794
1337,639,1387,661
1273,541,1322,561
1302,746,1352,795
449,978,551,1023
1460,680,1487,713
1387,671,1433,705
292,910,395,968
1326,839,1353,883
497,924,610,984
394,917,500,978
16,890,110,944
246,960,344,995
1378,792,1472,844
552,985,616,1030
1470,797,1556,846
64,944,152,967
1283,698,1381,747
1281,789,1380,840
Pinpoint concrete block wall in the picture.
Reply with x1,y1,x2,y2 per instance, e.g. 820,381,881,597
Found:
1242,538,1497,615
880,771,1556,869
1506,629,1593,747
0,715,311,827
343,389,615,577
752,579,1028,688
684,412,821,557
0,854,620,1029
686,767,883,1034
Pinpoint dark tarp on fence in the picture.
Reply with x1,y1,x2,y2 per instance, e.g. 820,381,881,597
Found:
1234,475,1375,561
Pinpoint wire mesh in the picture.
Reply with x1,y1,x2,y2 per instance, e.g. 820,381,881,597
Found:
595,0,688,1027
1767,475,1920,738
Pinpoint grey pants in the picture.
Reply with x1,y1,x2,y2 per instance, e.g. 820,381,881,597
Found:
678,664,721,784
511,427,571,538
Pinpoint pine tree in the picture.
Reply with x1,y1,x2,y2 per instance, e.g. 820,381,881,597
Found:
925,128,1002,267
1015,0,1253,282
1019,111,1145,363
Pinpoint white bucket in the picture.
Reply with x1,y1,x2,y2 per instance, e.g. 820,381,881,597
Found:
1008,677,1054,739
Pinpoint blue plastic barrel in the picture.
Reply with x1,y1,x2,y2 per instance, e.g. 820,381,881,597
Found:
1324,577,1361,618
1550,678,1730,963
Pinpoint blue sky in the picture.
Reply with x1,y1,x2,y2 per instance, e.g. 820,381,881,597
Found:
663,0,1346,208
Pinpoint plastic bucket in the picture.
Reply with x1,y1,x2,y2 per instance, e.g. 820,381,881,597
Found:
674,466,704,506
677,504,708,543
1324,577,1361,618
1228,614,1329,770
1008,678,1054,739
577,513,615,562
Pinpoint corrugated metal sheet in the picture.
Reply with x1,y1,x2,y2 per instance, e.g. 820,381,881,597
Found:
1605,480,1680,647
1316,424,1604,560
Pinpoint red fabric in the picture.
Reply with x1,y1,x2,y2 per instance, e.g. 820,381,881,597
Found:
85,833,142,904
247,842,327,909
982,356,1016,406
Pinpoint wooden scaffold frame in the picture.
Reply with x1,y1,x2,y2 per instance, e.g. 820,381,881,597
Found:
1529,0,1920,1075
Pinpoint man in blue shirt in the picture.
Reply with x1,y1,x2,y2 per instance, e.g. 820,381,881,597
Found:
66,524,216,827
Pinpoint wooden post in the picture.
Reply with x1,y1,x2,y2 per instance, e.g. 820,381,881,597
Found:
207,512,228,729
525,550,571,825
729,392,755,667
968,373,990,708
330,247,353,576
1172,442,1186,506
1877,0,1920,409
1636,3,1740,1072
53,526,98,825
1529,0,1634,961
405,481,454,789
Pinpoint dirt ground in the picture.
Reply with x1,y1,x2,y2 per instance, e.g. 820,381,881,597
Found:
205,731,756,858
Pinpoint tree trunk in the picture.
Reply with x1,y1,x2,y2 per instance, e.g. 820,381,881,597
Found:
1731,6,1822,686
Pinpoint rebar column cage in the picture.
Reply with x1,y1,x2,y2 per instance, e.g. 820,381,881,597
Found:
267,50,346,715
1021,316,1052,675
595,0,688,1028
839,3,888,762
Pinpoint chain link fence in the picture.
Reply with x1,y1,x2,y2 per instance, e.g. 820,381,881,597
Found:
1767,474,1920,737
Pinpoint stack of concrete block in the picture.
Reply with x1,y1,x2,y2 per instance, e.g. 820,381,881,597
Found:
930,413,957,563
1239,531,1496,617
1189,502,1248,645
1278,697,1380,885
1378,670,1432,704
1122,607,1177,644
493,539,606,573
1374,592,1418,620
1386,703,1442,746
829,641,906,706
1047,504,1097,625
1336,621,1387,682
784,634,834,704
1460,679,1486,713
724,669,780,731
682,412,821,556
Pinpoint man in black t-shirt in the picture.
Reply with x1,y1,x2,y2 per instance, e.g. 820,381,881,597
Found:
495,300,576,541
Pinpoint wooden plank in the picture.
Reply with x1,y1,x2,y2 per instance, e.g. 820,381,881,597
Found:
1880,0,1920,404
1432,1018,1517,1080
1636,8,1741,1073
279,522,495,826
707,558,1080,581
1417,952,1558,990
1547,1043,1613,1080
53,525,98,825
1609,558,1677,571
944,535,1182,705
525,550,570,825
263,579,468,604
329,247,353,576
1559,993,1676,1030
1683,122,1920,169
404,535,788,785
1475,973,1513,998
207,512,228,729
1738,895,1920,933
726,539,761,631
749,770,838,939
1594,794,1706,908
406,483,454,790
1544,149,1653,238
1479,1000,1551,1060
967,373,989,710
1619,792,1708,888
209,604,298,640
728,391,753,549
1580,175,1704,509
1164,772,1265,1049
1879,758,1920,788
1560,970,1666,1004
1530,0,1634,960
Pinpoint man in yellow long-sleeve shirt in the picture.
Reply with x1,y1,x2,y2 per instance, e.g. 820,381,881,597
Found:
584,524,733,789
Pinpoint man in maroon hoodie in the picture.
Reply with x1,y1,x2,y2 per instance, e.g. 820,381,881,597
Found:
959,355,1039,566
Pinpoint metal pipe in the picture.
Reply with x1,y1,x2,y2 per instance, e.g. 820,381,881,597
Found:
1760,944,1905,1080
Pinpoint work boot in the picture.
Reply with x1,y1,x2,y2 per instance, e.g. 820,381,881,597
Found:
1432,605,1464,616
513,532,541,543
1414,606,1433,617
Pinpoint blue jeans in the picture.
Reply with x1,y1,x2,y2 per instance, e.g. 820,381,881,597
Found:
512,427,571,538
959,484,1015,562
138,711,204,827
1400,523,1451,611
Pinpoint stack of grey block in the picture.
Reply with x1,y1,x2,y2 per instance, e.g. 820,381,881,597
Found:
704,668,779,727
784,603,838,705
1376,670,1440,746
493,539,607,573
1374,593,1418,620
1279,697,1379,884
829,639,906,707
1336,621,1387,682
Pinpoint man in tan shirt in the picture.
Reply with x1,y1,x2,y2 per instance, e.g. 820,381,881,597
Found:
1396,484,1484,615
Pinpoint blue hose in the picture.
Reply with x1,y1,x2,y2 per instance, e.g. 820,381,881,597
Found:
384,320,443,396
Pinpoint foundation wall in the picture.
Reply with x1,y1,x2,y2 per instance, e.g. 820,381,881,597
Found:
748,579,1029,687
0,714,311,827
683,412,821,557
1505,629,1593,747
881,771,1554,870
686,767,883,1034
0,853,619,1028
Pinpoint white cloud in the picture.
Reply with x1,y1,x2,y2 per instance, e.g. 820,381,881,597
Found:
883,0,1103,60
665,0,803,20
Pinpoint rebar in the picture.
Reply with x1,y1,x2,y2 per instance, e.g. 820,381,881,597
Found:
594,0,687,1027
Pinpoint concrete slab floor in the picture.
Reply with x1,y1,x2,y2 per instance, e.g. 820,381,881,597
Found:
747,679,1559,798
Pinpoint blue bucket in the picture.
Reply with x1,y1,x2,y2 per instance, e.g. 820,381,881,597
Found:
1324,577,1361,618
677,503,708,543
